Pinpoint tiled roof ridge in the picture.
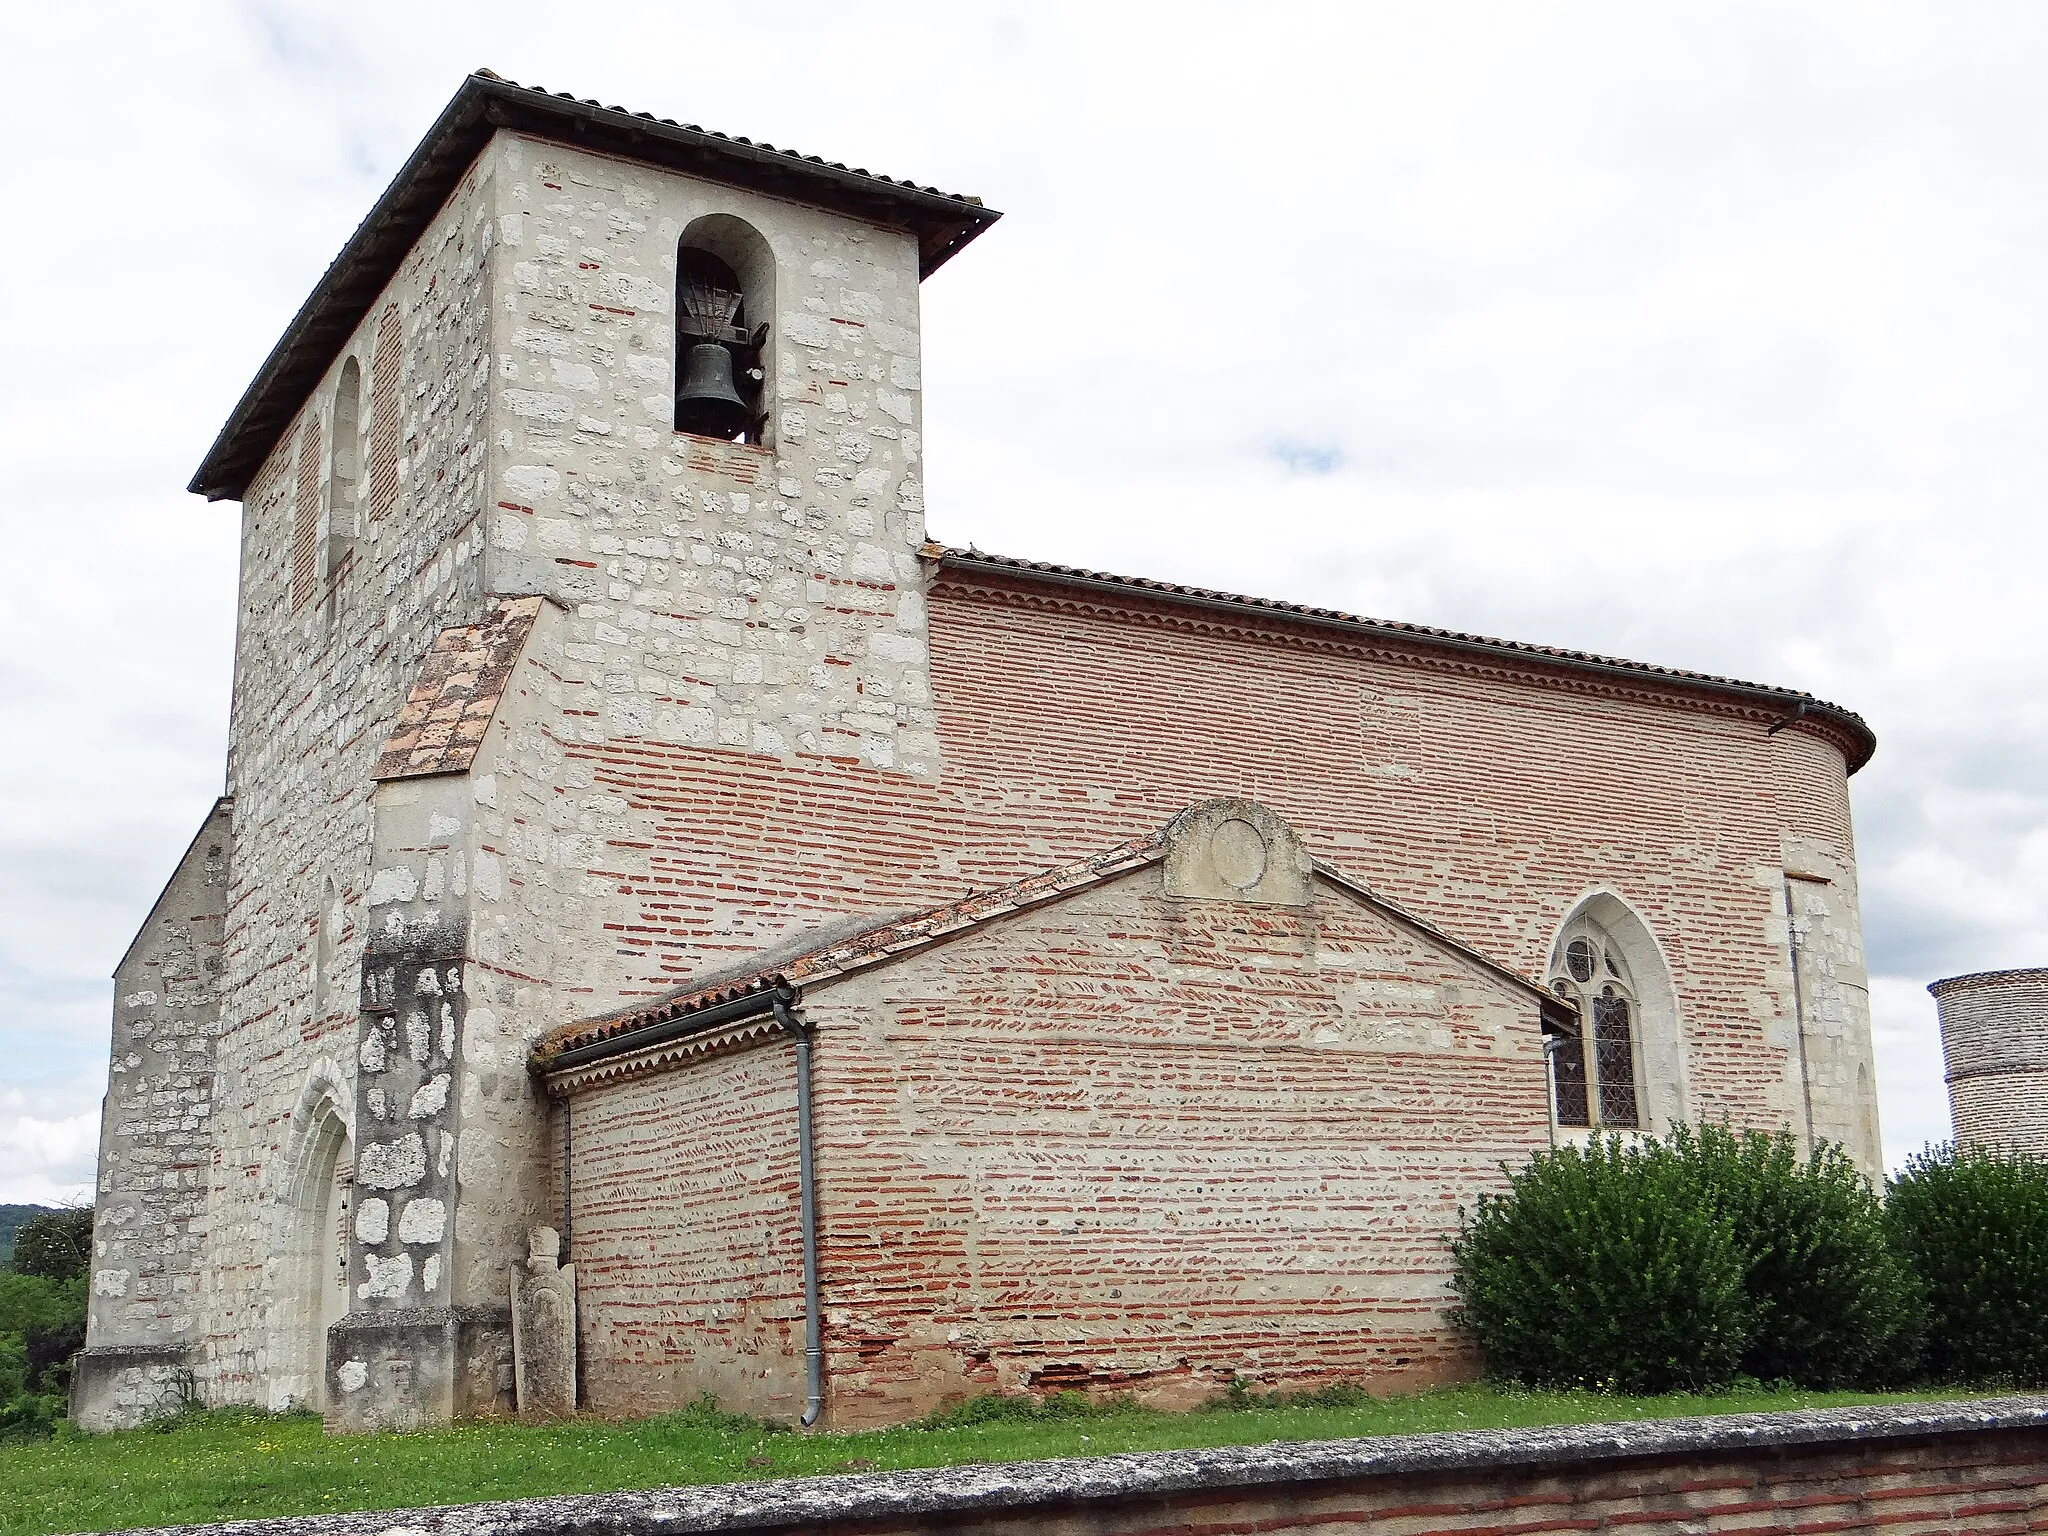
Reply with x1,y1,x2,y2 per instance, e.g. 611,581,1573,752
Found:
473,70,985,205
929,544,1875,772
190,71,1000,501
1929,968,2048,996
531,830,1170,1066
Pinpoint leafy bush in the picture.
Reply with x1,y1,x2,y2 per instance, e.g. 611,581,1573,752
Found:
914,1390,1129,1430
1453,1127,1923,1392
0,1230,90,1438
1451,1133,1752,1392
1673,1124,1923,1388
1887,1142,2048,1386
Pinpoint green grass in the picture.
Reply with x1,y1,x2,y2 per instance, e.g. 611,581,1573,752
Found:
0,1384,1992,1536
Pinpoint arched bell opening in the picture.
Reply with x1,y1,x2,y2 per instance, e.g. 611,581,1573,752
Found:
675,215,775,444
1542,891,1688,1135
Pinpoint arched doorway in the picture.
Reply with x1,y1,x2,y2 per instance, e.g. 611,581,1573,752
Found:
312,1132,352,1408
282,1092,353,1412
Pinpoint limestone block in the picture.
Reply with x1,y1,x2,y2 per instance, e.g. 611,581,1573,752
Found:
511,1226,577,1418
1162,798,1313,907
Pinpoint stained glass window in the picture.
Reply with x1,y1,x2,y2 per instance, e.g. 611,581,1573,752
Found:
1566,938,1597,982
1592,987,1640,1128
1548,918,1643,1130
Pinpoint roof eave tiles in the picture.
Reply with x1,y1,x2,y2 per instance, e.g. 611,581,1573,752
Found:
190,70,1001,502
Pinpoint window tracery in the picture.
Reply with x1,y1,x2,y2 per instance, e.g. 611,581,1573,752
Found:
1548,918,1643,1129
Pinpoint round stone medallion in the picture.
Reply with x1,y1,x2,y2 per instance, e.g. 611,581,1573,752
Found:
1209,817,1269,890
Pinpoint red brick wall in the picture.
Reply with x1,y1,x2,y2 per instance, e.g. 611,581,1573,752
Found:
569,863,1555,1425
746,1423,2047,1536
561,570,1860,1140
569,1038,807,1420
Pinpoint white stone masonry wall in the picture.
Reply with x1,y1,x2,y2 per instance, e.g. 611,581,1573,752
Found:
202,158,497,1409
481,134,939,782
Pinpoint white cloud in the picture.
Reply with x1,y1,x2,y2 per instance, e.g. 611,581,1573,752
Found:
4,0,2046,1183
0,1091,98,1207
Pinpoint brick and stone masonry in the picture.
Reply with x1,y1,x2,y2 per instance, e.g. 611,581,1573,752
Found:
1931,968,2048,1157
74,72,1886,1431
535,801,1573,1425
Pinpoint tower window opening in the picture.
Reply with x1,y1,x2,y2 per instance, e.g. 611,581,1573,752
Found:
675,247,766,442
327,358,362,613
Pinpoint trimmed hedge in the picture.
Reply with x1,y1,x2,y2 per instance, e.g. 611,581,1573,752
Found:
1678,1124,1923,1389
1887,1142,2048,1386
1451,1133,1750,1392
1453,1126,1922,1392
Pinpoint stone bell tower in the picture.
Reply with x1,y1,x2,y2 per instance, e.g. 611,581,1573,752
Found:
91,72,1000,1433
480,93,996,777
326,78,1001,1428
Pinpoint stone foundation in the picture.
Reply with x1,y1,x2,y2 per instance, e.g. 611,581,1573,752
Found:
68,1344,195,1432
323,1307,513,1433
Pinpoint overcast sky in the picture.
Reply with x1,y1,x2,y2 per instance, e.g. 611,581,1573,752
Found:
3,1,2043,1202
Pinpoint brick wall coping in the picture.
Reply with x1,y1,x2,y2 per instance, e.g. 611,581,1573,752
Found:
930,545,1878,773
1929,967,2048,997
111,1395,2048,1536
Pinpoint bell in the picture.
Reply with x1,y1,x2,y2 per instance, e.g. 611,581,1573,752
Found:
674,342,750,438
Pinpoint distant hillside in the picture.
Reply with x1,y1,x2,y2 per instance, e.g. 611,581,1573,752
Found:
0,1204,58,1266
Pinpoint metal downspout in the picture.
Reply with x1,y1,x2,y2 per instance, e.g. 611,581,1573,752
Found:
772,990,824,1428
1542,1034,1561,1149
1784,882,1818,1154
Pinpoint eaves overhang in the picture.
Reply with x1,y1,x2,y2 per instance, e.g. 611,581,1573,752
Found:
189,70,1001,503
929,546,1878,775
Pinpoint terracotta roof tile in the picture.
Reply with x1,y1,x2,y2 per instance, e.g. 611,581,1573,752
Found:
373,595,545,781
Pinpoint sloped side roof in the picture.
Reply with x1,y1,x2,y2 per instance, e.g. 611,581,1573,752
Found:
373,595,546,781
191,71,1001,501
532,833,1168,1069
530,822,1558,1076
928,545,1877,774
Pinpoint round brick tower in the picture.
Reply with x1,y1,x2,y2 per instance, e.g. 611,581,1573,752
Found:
1930,969,2048,1156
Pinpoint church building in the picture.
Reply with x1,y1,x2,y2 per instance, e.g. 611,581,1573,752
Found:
73,73,1882,1433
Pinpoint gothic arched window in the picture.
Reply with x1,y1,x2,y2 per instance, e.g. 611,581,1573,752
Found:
1547,918,1643,1129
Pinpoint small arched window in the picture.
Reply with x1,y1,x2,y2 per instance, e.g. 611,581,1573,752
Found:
331,360,361,534
675,218,772,444
312,876,342,1026
1547,918,1643,1129
290,417,322,611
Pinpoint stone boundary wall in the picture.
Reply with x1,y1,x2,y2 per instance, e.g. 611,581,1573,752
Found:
115,1397,2048,1536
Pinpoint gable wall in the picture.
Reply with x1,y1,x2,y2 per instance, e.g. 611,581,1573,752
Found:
566,869,1551,1426
84,800,233,1371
